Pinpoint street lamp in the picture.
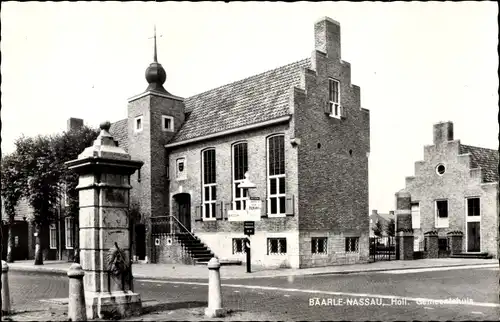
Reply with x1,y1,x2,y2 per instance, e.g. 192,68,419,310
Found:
237,172,257,273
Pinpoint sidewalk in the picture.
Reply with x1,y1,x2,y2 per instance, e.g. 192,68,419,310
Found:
6,258,497,280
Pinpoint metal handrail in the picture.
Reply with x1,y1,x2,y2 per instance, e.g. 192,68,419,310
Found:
168,214,197,240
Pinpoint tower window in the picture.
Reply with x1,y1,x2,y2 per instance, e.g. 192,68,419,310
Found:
134,116,143,133
162,115,174,132
327,78,342,118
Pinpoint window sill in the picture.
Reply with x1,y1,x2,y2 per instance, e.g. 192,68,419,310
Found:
49,247,57,250
312,253,328,256
267,214,287,218
267,253,287,256
66,247,74,250
203,218,217,222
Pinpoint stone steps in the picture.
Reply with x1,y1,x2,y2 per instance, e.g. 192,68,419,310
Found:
174,233,215,264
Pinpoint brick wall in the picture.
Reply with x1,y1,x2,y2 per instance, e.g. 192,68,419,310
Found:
127,91,186,260
404,125,498,258
293,19,370,261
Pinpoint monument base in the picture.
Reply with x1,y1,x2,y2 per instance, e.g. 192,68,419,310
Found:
205,307,227,318
85,290,142,319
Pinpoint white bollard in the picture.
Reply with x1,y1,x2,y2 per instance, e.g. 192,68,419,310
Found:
67,263,87,321
204,257,226,318
1,260,11,315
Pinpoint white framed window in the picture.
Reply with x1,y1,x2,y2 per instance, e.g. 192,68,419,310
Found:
176,157,187,181
267,135,286,216
345,237,359,253
202,149,217,220
232,238,246,254
232,142,248,210
49,224,57,249
267,238,287,255
134,116,143,133
65,217,74,249
328,78,342,118
311,237,328,254
411,203,421,229
162,115,174,132
435,200,449,228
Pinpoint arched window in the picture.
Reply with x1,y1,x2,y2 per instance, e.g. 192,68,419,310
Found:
232,142,248,210
267,135,286,215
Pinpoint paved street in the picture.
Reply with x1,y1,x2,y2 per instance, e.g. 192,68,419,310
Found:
4,265,499,320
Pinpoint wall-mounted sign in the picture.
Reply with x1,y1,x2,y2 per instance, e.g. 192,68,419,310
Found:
155,238,160,246
244,221,255,236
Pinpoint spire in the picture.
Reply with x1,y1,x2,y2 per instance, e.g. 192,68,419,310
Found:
153,24,158,63
145,25,169,94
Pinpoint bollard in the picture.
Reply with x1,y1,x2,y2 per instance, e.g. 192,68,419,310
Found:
67,263,87,321
1,261,11,315
204,257,226,318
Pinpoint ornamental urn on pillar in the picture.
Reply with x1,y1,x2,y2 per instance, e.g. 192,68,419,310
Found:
65,121,143,319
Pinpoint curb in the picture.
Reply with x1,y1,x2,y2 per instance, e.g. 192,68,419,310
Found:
8,262,497,280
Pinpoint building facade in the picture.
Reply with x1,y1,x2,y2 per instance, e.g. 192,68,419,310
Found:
400,121,498,258
104,17,371,269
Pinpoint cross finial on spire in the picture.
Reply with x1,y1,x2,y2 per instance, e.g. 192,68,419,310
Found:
149,25,163,63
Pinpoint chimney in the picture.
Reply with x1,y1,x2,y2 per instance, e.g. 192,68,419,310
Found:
389,211,395,216
371,210,378,216
433,121,454,145
314,17,341,60
67,118,84,132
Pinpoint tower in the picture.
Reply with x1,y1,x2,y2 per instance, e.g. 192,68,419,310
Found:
127,27,185,261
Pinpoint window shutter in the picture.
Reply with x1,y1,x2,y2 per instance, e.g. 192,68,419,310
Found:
194,205,202,221
340,105,346,119
324,102,331,114
261,200,268,218
285,195,295,216
224,202,231,220
216,201,223,220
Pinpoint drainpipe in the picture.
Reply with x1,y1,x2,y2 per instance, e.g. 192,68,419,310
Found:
58,198,62,261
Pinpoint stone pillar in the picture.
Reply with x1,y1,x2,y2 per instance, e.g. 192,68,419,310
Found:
66,122,143,320
395,190,413,260
424,231,439,258
447,231,463,255
398,231,414,260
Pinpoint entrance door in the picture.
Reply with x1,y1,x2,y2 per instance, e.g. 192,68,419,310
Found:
135,224,146,260
467,222,480,252
176,194,191,232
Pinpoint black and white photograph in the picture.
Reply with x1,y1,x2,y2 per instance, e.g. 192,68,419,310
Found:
0,1,498,321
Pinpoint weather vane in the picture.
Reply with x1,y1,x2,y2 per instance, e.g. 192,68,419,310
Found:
148,24,163,63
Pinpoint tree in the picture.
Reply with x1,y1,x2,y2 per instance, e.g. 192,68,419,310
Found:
15,134,61,265
0,153,25,262
372,220,383,238
52,126,99,262
386,218,396,237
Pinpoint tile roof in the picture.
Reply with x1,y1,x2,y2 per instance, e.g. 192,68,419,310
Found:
109,119,128,152
2,198,34,221
460,144,499,183
170,58,311,143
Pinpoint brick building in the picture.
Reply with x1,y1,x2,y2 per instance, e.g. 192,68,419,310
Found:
102,16,370,269
369,210,395,238
399,121,498,258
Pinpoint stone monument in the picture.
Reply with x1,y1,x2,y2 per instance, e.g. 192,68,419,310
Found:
66,121,143,319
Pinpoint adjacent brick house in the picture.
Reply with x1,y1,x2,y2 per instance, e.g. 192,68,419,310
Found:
103,17,371,269
400,121,498,258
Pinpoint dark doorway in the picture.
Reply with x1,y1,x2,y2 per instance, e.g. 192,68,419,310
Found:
467,222,480,252
1,221,29,261
175,193,191,232
135,224,146,260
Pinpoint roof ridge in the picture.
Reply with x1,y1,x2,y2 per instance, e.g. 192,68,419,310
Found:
185,58,310,101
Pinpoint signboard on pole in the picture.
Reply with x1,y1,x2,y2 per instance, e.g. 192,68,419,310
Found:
227,197,261,222
244,221,255,235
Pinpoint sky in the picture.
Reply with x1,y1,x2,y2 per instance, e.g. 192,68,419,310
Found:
1,2,498,214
